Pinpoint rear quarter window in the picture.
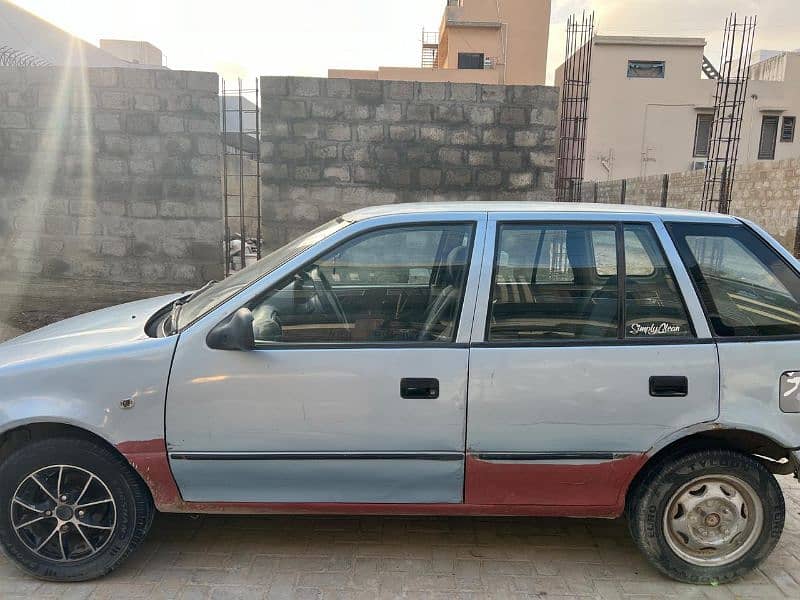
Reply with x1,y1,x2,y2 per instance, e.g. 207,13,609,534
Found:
668,223,800,338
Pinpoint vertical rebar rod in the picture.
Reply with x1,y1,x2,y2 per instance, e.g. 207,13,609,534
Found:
238,78,246,271
220,78,262,274
254,77,262,260
575,11,593,201
564,13,577,201
556,14,573,202
725,16,757,213
221,79,231,277
702,13,756,213
556,11,594,202
719,15,743,213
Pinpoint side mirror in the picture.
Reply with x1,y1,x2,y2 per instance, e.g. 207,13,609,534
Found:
206,308,255,351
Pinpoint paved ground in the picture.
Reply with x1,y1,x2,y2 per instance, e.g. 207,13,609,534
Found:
0,477,798,599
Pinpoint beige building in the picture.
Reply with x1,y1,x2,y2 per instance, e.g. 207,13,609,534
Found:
329,0,551,85
0,0,144,68
99,39,164,67
555,36,800,182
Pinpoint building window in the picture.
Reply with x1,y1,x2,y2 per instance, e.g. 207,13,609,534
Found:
458,53,485,70
758,116,780,160
781,116,796,143
627,60,665,78
693,114,714,157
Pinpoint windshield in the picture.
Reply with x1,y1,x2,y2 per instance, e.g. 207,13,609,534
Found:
176,217,351,329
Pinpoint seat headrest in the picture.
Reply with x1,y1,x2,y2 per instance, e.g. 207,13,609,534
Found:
446,245,468,285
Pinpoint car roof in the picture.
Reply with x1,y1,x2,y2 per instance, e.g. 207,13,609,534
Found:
343,202,739,223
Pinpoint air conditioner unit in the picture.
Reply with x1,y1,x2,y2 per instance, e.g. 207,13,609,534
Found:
691,160,707,171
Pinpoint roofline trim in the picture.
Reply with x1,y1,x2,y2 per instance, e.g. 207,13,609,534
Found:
342,202,739,224
593,35,707,48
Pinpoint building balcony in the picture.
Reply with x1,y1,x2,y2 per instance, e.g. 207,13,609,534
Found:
442,1,501,31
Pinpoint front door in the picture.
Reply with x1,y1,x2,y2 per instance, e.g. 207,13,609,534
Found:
166,218,482,503
466,216,719,508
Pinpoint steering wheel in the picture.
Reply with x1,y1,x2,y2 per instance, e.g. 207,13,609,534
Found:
307,266,348,327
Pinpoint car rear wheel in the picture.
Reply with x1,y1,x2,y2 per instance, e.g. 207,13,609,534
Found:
0,437,154,581
628,449,784,584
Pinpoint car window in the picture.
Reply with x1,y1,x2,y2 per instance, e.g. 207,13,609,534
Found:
624,229,655,276
624,224,692,338
489,223,618,341
318,228,445,287
249,223,475,344
495,227,574,284
176,217,349,329
594,229,655,277
669,223,800,337
591,229,617,276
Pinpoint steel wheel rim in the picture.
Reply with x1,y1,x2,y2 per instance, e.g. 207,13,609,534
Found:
11,465,117,562
663,474,763,567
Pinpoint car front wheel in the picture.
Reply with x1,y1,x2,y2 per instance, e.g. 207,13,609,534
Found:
628,448,785,584
0,436,154,581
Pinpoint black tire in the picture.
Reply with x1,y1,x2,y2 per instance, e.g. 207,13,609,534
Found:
0,437,154,582
628,449,784,584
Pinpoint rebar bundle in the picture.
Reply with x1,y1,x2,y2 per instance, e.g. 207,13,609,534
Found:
701,14,757,213
556,12,594,203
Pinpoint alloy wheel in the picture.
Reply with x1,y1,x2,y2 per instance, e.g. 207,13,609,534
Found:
11,465,117,562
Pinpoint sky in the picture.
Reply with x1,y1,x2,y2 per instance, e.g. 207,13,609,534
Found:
8,0,800,85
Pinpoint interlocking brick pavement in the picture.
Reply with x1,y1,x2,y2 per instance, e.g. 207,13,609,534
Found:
1,476,799,599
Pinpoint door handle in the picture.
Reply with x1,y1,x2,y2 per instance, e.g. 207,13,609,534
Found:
649,376,688,397
401,378,439,399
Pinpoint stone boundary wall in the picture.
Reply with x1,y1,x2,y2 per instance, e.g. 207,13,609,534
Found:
260,76,558,249
0,66,223,300
579,158,800,252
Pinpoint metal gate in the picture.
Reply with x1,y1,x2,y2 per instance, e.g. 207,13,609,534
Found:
221,78,262,276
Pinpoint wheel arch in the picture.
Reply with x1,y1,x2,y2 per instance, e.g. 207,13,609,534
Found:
624,426,793,512
0,421,154,503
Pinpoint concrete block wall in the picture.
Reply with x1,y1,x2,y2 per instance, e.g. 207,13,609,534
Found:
579,158,800,252
0,67,223,294
260,76,558,249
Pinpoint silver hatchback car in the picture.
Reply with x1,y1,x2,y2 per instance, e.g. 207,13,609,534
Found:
2,202,800,584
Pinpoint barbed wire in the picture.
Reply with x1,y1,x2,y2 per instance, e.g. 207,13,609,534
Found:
0,46,51,67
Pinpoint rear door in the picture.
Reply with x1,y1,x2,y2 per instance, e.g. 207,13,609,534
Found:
668,221,800,450
466,213,719,508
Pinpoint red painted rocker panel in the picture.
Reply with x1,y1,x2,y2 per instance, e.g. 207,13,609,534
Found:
117,439,645,518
